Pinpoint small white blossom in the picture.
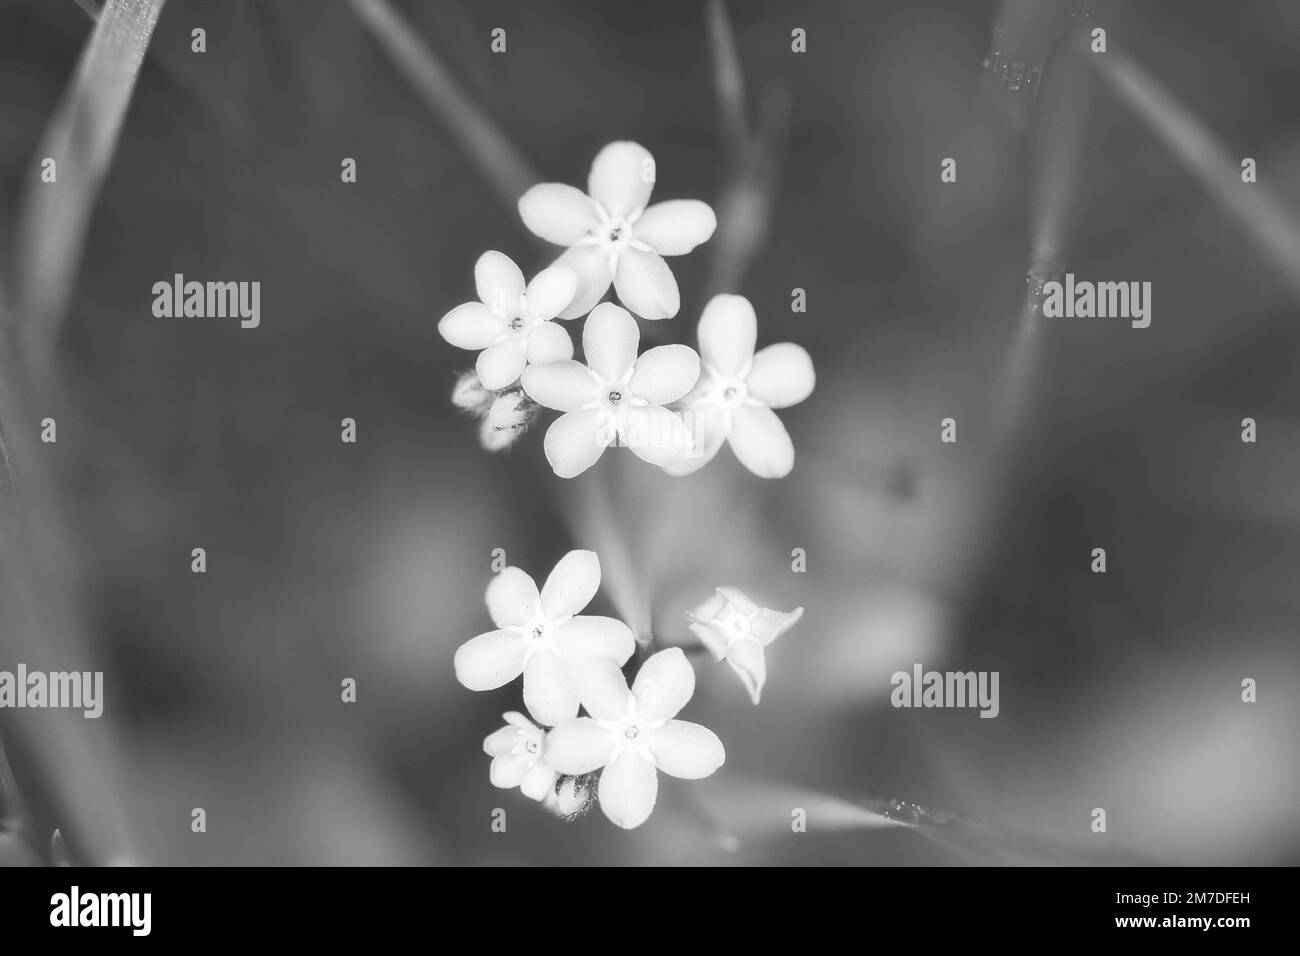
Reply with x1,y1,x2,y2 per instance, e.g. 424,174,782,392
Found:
545,648,725,830
518,141,717,321
666,294,815,479
438,251,577,391
454,550,635,726
522,303,700,478
686,586,803,705
483,711,558,801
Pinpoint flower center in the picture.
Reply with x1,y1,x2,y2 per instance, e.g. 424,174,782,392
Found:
525,738,540,754
607,390,623,405
509,316,525,332
718,378,749,409
624,726,640,740
722,609,751,634
523,617,551,644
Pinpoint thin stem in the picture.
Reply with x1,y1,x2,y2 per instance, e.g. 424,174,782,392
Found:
702,0,790,300
347,0,539,211
1090,45,1300,305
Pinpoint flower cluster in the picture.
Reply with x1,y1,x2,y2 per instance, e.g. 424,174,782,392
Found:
456,552,725,829
439,139,811,832
437,142,814,478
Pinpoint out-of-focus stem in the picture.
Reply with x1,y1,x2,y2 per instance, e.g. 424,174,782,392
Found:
0,733,25,829
13,0,166,367
347,0,538,211
703,0,789,300
1091,46,1300,305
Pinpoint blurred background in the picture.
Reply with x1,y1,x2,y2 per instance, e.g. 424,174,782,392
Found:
0,0,1298,865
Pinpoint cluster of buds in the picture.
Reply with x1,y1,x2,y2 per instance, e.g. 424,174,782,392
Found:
451,370,540,452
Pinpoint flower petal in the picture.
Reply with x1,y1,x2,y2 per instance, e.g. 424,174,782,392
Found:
582,303,640,382
715,586,760,615
750,605,804,646
588,141,655,221
476,341,527,391
454,629,527,691
543,407,615,479
647,720,725,779
726,637,767,704
485,566,540,627
474,251,525,317
483,724,521,756
525,265,578,322
518,183,600,245
697,294,757,375
525,321,574,364
438,301,506,350
540,549,600,619
523,652,580,726
629,345,700,405
747,343,815,409
545,717,616,774
631,646,695,721
554,244,613,320
522,359,601,411
633,200,717,255
571,658,633,721
662,401,730,477
554,615,635,665
520,763,558,801
614,247,680,320
686,621,732,661
489,751,533,789
727,404,795,478
623,405,693,469
598,749,658,829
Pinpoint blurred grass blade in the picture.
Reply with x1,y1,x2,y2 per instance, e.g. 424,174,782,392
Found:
1092,47,1300,304
348,0,538,209
693,773,913,839
13,0,165,364
703,0,789,300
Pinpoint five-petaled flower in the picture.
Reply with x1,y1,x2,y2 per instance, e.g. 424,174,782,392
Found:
438,251,578,391
483,711,558,801
545,648,725,829
686,586,804,705
666,294,815,479
454,550,634,726
518,141,717,321
522,303,700,478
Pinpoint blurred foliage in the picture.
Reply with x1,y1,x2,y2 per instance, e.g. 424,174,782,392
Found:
0,0,1297,864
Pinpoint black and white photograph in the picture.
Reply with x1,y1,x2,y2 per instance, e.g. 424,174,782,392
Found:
0,0,1294,928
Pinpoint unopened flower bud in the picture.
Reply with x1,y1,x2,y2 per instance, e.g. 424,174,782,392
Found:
452,371,493,413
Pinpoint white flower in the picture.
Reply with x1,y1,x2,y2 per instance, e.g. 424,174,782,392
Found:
518,141,717,321
483,711,558,801
453,550,635,726
545,648,725,829
438,251,577,390
686,587,804,705
521,303,700,478
666,294,815,479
